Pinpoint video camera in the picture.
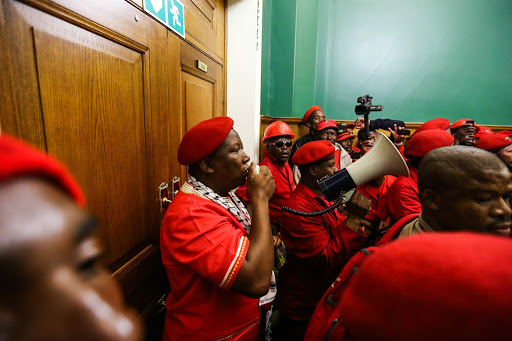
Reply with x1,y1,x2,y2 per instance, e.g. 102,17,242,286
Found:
354,95,383,115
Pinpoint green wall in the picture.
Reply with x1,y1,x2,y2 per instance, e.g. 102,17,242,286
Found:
261,0,512,125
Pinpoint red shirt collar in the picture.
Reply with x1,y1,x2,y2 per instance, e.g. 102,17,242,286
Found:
264,150,287,168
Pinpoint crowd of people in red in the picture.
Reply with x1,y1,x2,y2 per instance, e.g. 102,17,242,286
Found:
1,105,511,341
158,107,512,340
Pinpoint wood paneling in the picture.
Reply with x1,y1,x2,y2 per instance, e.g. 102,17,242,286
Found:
0,0,174,324
182,72,214,128
182,0,225,64
1,0,226,336
179,39,224,181
167,32,183,188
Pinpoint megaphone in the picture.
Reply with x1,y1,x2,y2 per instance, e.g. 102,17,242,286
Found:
319,132,410,201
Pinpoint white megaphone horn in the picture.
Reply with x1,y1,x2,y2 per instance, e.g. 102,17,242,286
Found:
319,132,410,201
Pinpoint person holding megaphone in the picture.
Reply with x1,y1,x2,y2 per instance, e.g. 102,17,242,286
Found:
276,140,372,340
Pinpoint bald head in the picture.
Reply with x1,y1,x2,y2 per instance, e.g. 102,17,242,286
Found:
418,146,508,193
418,146,512,235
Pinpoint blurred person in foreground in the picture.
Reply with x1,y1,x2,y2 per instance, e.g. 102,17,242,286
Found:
0,134,142,341
311,232,512,341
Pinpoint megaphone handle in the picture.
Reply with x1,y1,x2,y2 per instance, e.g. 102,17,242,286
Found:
340,189,355,202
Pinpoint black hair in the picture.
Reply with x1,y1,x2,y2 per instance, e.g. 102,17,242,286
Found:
357,128,377,142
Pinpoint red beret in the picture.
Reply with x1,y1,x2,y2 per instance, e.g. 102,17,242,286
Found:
0,134,85,206
336,132,355,142
339,232,512,341
497,130,512,137
302,105,323,124
475,133,512,153
405,129,454,158
411,117,450,137
292,140,334,166
317,119,338,131
177,117,234,165
345,123,355,130
450,118,475,131
474,125,493,139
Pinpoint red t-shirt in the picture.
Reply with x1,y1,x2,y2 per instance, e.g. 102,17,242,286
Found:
160,182,260,340
236,151,295,225
279,183,367,322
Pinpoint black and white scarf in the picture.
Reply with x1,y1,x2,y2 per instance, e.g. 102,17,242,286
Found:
187,175,252,233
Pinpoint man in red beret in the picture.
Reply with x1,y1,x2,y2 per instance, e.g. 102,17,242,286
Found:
321,233,512,341
315,119,352,171
398,145,511,237
289,105,325,168
337,132,361,161
292,118,353,185
0,135,143,341
277,140,371,340
450,118,476,146
161,117,277,340
382,130,454,225
475,133,512,174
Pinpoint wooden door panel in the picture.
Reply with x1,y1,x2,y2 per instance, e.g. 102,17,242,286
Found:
0,0,170,320
182,71,214,129
50,0,150,47
166,32,183,189
179,69,215,181
32,27,148,266
0,0,48,149
180,40,224,120
179,40,223,181
182,0,225,63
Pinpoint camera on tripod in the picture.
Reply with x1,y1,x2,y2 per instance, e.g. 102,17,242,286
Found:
354,95,383,115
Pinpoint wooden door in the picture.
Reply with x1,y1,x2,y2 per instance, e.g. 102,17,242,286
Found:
178,40,224,181
0,0,175,323
182,0,225,63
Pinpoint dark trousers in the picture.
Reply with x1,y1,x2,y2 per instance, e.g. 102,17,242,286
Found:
274,316,308,341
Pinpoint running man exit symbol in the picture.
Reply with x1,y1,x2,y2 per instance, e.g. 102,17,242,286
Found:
167,0,185,38
143,0,185,38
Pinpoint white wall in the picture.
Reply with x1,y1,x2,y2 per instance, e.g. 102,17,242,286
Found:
226,0,263,163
